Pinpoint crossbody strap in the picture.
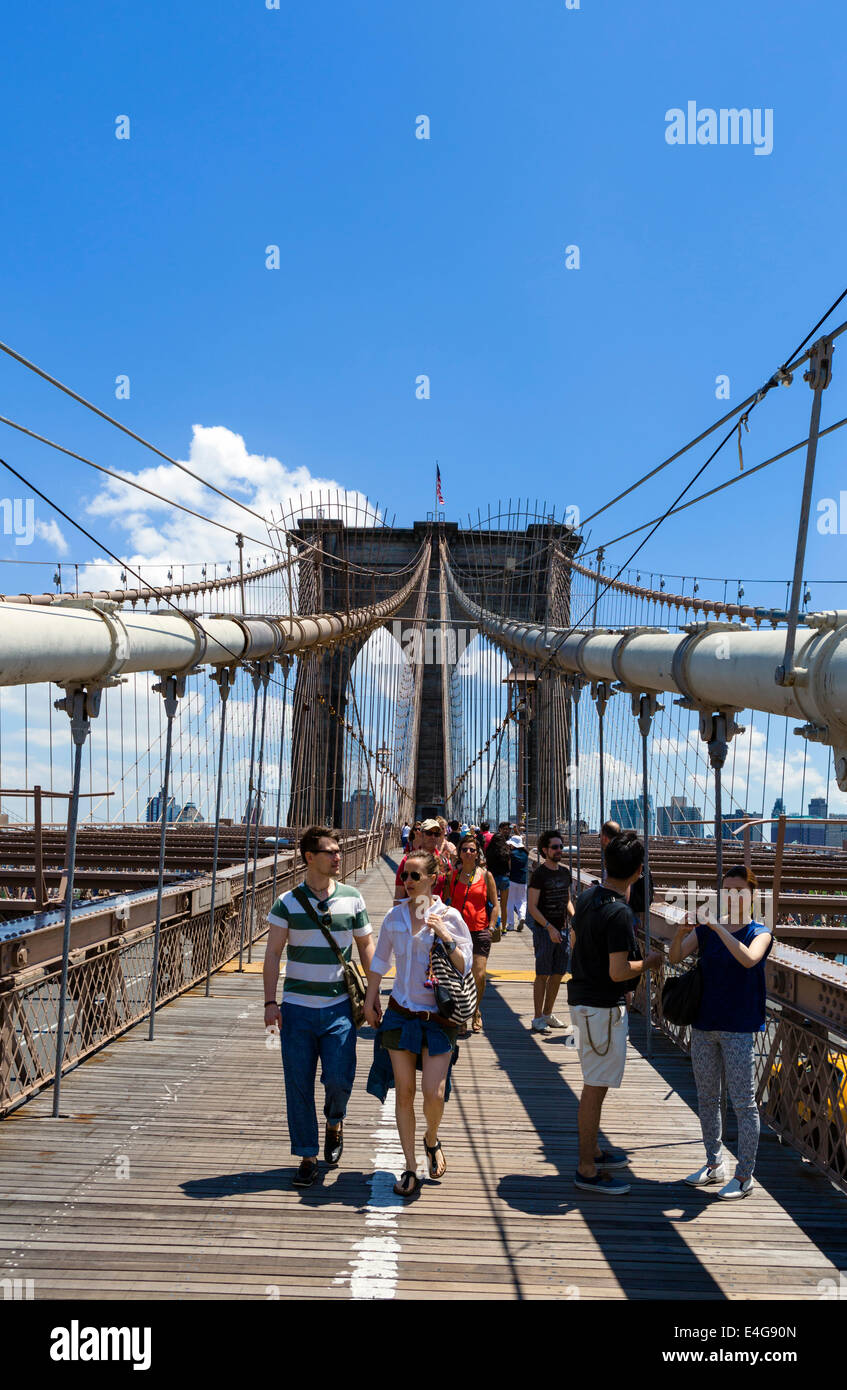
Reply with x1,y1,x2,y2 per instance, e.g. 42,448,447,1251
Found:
292,884,348,968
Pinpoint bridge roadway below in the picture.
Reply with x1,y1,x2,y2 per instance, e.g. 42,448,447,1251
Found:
0,853,845,1301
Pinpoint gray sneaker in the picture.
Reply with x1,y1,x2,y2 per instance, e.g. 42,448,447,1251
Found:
531,1016,551,1034
684,1163,727,1188
574,1170,631,1195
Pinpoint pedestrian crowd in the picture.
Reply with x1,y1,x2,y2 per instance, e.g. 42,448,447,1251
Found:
264,815,772,1202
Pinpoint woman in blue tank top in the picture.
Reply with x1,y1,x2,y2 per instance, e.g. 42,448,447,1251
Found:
669,864,773,1200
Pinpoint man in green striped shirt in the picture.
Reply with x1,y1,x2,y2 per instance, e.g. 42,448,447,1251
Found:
264,826,374,1187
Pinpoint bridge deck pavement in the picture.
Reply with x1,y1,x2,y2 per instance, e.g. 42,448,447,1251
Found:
0,852,844,1301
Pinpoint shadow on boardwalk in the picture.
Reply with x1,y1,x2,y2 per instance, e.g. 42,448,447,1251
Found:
470,985,846,1300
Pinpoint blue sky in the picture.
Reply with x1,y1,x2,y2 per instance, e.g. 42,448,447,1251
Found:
1,0,846,607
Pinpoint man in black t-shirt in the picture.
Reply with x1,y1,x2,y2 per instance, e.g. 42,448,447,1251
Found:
567,831,662,1196
527,829,575,1034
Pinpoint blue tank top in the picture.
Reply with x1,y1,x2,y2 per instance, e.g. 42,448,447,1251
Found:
693,921,772,1032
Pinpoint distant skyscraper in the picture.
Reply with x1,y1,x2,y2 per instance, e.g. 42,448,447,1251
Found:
658,796,701,838
610,795,653,835
146,790,179,823
770,798,786,843
722,809,763,842
342,788,376,831
176,801,203,823
809,797,827,820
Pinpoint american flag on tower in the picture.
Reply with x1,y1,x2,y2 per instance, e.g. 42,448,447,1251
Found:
436,464,445,506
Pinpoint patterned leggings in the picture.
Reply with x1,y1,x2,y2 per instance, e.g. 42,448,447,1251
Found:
689,1029,760,1181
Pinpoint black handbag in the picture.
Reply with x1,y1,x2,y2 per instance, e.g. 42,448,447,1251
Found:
661,957,704,1025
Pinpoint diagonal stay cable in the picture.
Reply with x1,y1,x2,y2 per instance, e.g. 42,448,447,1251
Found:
579,300,847,530
0,412,294,556
0,336,293,535
516,293,847,678
579,413,847,556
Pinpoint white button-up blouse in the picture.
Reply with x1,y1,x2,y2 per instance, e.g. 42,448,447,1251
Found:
371,897,473,1012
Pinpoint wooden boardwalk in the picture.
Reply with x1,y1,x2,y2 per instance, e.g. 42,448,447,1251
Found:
0,852,844,1301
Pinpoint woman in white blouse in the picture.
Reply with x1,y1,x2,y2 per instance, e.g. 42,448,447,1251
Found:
364,851,473,1198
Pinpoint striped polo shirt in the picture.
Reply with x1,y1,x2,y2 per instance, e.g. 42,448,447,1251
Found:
268,881,372,1010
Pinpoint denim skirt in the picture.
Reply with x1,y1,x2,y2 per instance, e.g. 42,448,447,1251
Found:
378,1006,458,1058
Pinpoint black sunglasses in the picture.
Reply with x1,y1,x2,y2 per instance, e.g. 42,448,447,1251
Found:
401,870,424,881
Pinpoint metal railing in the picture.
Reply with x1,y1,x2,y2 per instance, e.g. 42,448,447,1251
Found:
0,825,393,1116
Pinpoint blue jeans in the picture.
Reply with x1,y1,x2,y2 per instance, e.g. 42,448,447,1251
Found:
280,999,357,1157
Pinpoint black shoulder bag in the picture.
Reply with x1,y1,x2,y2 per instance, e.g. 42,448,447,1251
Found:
661,944,703,1026
292,885,368,1027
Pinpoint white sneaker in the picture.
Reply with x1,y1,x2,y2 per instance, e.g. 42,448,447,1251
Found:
718,1176,754,1200
684,1163,727,1187
531,1016,551,1033
545,1014,573,1034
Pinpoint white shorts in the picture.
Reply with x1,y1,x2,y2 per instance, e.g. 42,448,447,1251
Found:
571,1003,628,1088
506,882,527,923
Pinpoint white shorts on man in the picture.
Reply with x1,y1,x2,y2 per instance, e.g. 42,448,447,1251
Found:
570,1003,628,1087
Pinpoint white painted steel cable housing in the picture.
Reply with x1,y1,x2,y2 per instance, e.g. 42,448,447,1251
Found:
0,547,429,687
441,543,847,790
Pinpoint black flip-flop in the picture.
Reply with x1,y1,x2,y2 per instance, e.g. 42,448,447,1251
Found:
424,1139,446,1179
394,1169,421,1198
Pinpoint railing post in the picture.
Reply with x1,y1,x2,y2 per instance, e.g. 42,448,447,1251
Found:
635,692,662,1058
148,672,186,1040
51,682,106,1115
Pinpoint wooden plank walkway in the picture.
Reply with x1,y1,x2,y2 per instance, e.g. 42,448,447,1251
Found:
0,851,844,1301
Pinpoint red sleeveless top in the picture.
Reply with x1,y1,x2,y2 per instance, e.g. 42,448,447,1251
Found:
448,870,489,933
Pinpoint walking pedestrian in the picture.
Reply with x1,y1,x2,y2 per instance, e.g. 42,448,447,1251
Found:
264,826,375,1188
567,831,662,1195
401,821,411,851
485,821,513,934
527,829,575,1033
670,864,773,1199
446,833,499,1034
394,818,451,902
364,851,473,1197
505,829,529,930
436,816,458,867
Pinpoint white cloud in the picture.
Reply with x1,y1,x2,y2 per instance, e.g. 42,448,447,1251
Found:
34,518,68,553
78,424,377,595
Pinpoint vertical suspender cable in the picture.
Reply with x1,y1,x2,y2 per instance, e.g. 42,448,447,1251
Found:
247,662,272,963
573,680,582,890
638,694,655,1059
205,665,232,997
238,665,261,971
271,658,291,903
